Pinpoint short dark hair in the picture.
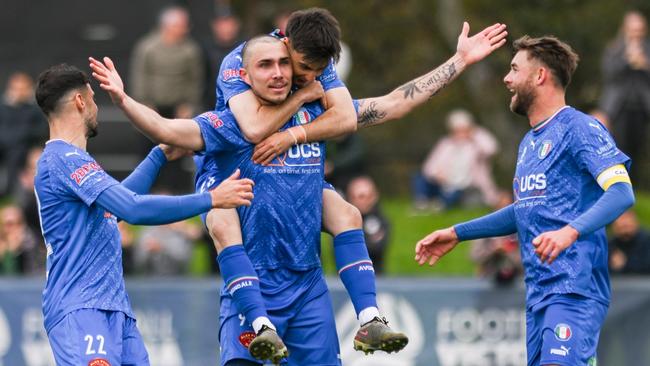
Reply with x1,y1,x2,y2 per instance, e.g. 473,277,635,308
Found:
35,64,89,117
285,7,341,64
513,35,579,89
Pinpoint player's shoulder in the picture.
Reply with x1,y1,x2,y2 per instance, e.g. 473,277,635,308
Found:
219,43,245,78
43,140,93,164
317,60,338,84
561,107,606,135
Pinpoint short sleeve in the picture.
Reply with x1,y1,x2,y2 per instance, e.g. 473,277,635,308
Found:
569,117,631,179
194,112,241,154
51,149,119,206
317,60,345,91
217,44,250,110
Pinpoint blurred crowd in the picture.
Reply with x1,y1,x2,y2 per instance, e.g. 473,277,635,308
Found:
1,5,650,280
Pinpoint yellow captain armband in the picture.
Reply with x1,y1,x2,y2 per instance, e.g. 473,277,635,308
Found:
596,164,631,190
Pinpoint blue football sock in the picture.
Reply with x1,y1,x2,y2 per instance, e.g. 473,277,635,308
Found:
334,229,378,316
217,245,268,325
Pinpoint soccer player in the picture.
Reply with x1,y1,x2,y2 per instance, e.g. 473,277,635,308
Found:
90,13,507,363
33,64,254,365
204,7,508,356
414,36,636,366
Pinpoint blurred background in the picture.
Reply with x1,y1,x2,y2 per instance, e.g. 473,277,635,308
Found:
2,0,650,365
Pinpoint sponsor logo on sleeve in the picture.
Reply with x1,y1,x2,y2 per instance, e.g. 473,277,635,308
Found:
70,162,103,185
199,112,224,129
222,68,240,81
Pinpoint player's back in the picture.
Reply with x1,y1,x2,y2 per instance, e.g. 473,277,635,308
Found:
513,107,629,307
34,140,133,332
195,103,326,271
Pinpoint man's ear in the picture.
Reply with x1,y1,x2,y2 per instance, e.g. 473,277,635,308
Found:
73,92,85,111
239,68,251,86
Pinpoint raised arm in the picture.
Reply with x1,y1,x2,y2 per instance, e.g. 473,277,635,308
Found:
89,57,205,151
357,22,507,128
229,80,327,143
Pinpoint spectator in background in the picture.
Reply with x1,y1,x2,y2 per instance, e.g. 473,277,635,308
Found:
0,205,45,275
325,133,366,192
202,12,243,110
12,147,43,241
130,5,204,119
609,210,650,274
412,109,499,212
118,222,136,276
0,72,48,196
600,10,650,181
134,217,202,276
347,176,390,275
470,192,522,286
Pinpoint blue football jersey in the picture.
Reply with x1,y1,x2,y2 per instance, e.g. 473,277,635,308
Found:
215,30,344,112
34,140,133,332
512,106,630,307
194,103,326,270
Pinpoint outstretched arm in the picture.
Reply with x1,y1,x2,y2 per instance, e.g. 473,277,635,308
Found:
357,22,507,128
89,57,205,151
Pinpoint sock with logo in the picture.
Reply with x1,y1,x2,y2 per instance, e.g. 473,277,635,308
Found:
217,245,273,333
334,229,379,321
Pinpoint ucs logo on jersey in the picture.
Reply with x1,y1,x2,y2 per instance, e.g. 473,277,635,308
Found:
554,323,572,341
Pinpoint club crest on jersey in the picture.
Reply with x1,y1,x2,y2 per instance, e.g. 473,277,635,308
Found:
538,140,552,159
88,359,111,366
554,323,572,341
295,108,311,125
239,331,256,348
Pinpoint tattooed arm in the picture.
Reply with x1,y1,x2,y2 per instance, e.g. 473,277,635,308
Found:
357,22,507,129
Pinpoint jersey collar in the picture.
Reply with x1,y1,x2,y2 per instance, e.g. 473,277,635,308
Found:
532,105,570,132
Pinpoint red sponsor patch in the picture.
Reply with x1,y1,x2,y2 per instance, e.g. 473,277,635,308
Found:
239,331,256,348
88,359,111,366
200,112,224,129
70,162,103,185
222,68,240,80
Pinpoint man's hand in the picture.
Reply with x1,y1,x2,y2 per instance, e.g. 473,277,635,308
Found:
89,56,127,106
252,131,295,165
610,248,627,271
209,169,255,208
456,22,508,66
415,227,459,266
532,225,579,264
295,80,327,109
159,144,192,161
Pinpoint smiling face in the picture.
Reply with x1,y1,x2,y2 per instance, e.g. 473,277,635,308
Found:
241,38,292,105
503,50,538,117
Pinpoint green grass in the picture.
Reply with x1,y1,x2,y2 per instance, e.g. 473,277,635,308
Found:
319,192,650,277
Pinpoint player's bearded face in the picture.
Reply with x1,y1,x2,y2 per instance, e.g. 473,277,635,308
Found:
83,86,99,138
510,75,536,117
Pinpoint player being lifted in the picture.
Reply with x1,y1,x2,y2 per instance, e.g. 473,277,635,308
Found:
203,7,508,359
33,64,253,365
415,36,635,366
90,10,507,364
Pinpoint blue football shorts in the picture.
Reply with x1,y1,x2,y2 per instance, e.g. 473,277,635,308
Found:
48,309,149,366
526,293,608,366
219,267,341,366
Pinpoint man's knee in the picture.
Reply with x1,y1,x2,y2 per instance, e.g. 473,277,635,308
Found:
323,195,362,235
206,209,243,253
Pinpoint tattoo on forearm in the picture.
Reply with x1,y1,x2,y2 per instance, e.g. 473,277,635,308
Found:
357,100,387,128
399,61,458,100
